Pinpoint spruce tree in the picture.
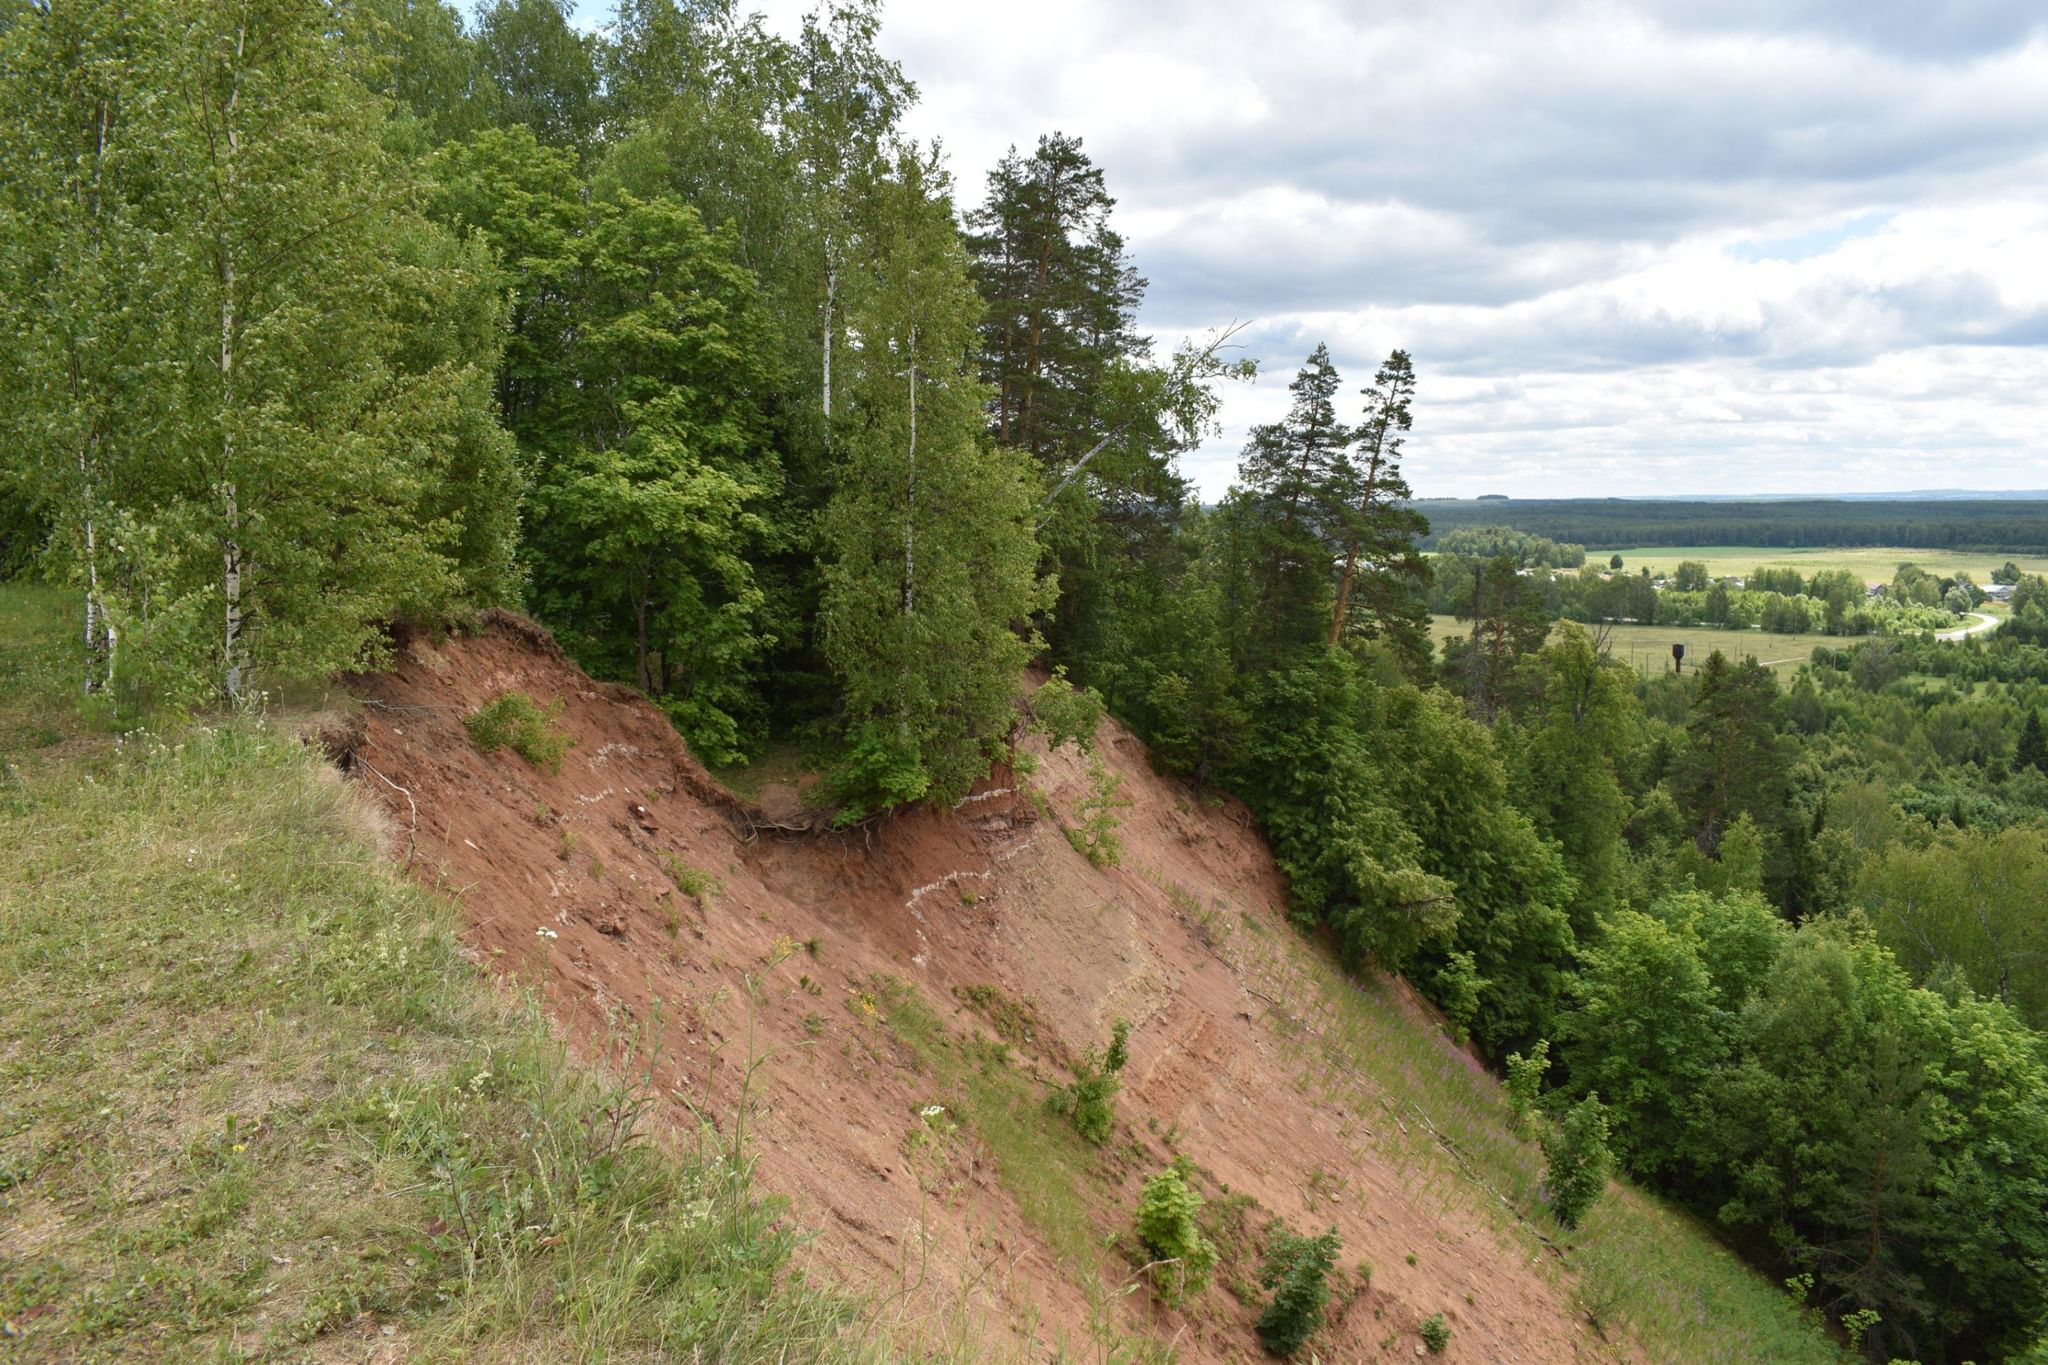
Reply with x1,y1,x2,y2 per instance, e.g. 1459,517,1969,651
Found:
819,148,1053,814
2018,709,2048,774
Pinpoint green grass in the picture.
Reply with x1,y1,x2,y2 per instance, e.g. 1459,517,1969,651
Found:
0,581,107,762
0,587,924,1362
1601,545,2048,586
1431,615,1839,677
1186,892,1846,1365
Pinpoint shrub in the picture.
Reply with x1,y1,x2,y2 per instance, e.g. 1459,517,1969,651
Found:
465,691,573,774
1049,1019,1129,1144
1419,1312,1451,1353
1433,949,1482,1043
1541,1092,1613,1229
1255,1224,1341,1356
1030,668,1105,751
1135,1157,1216,1305
1504,1038,1550,1136
1066,756,1129,867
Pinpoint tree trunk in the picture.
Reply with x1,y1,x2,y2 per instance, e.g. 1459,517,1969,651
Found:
1329,451,1383,647
635,565,652,691
821,248,835,452
902,326,917,618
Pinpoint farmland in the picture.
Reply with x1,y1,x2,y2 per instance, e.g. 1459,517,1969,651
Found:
1600,545,2048,586
1433,614,1847,677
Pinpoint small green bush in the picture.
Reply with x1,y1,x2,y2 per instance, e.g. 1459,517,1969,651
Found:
1433,949,1483,1043
1049,1019,1129,1144
465,691,573,773
1419,1312,1451,1353
1255,1224,1341,1356
1504,1038,1550,1137
1066,756,1129,868
1541,1091,1613,1229
1135,1158,1217,1305
1029,668,1105,751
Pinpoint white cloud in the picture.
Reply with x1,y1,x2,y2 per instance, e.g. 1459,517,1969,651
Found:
732,1,2048,495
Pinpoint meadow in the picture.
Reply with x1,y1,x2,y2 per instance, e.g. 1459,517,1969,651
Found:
1601,545,2048,586
1431,614,1843,677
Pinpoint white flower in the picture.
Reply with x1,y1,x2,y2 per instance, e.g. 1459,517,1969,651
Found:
534,927,559,940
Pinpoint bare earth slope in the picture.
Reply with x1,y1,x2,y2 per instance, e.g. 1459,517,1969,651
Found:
337,613,1619,1363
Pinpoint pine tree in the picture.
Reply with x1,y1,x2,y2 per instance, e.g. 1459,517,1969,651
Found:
965,133,1144,468
1328,350,1431,669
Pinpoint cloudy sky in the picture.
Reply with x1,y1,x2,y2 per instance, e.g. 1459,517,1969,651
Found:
577,0,2048,500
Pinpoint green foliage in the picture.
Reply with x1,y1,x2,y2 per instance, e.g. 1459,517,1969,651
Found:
1434,950,1484,1043
819,149,1053,815
465,691,573,774
1541,1093,1614,1230
1134,1158,1217,1305
1067,756,1130,867
1255,1225,1342,1357
2,0,521,705
1504,1039,1550,1137
1030,667,1106,751
1419,1312,1452,1353
1437,525,1587,569
1049,1019,1129,1145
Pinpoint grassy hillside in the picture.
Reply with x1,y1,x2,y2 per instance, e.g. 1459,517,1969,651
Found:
0,584,907,1362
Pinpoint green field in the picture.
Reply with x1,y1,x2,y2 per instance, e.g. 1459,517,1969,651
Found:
1601,545,2048,586
1431,614,1841,677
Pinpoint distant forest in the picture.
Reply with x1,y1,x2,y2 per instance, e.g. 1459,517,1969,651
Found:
1417,498,2048,551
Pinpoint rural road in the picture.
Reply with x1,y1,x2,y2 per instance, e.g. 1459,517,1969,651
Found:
1937,612,2002,643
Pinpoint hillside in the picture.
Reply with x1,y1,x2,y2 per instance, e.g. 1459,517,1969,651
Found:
324,612,1837,1363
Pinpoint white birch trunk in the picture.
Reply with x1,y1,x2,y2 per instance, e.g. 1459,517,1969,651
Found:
902,326,916,618
821,251,836,452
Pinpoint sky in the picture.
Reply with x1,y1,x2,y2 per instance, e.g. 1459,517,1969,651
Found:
556,0,2048,501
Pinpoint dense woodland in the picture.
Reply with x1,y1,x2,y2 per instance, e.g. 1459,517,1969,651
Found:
1420,497,2048,553
4,3,2046,1361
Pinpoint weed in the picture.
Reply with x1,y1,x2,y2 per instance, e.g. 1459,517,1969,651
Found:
1064,756,1129,868
1256,1224,1342,1357
660,853,720,905
1420,1312,1452,1354
1134,1157,1216,1306
464,691,573,773
1048,1019,1129,1144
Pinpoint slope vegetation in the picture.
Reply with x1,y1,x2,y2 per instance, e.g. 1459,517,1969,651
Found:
328,612,1840,1363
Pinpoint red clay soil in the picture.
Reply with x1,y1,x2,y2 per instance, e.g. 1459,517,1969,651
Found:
338,613,1622,1363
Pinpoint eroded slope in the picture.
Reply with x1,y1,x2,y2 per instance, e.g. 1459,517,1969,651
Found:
338,614,1618,1363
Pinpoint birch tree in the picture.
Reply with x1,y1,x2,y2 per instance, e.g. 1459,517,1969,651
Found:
0,1,167,691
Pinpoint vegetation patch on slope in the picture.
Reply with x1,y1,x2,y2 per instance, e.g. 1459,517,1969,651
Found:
0,593,898,1361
